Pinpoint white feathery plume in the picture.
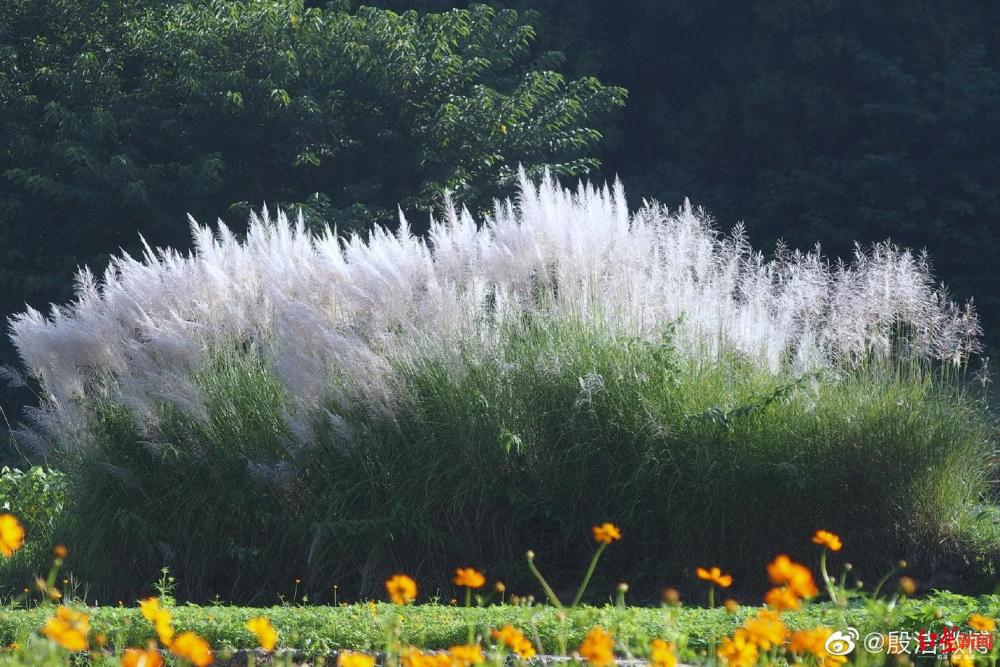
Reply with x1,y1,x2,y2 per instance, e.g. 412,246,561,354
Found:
7,172,980,450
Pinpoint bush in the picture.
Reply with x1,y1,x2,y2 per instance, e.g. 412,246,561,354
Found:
7,176,997,601
0,468,66,593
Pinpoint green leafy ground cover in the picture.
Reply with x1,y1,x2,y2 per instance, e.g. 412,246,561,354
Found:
0,595,996,655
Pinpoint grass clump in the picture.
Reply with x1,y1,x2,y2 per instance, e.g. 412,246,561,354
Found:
4,174,998,601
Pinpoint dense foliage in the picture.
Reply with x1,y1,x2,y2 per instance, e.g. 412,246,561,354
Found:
0,0,624,441
0,594,997,655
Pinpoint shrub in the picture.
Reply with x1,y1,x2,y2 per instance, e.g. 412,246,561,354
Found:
7,175,997,601
0,468,66,593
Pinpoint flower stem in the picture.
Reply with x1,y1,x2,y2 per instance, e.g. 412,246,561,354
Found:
819,549,839,605
526,553,564,610
571,543,607,607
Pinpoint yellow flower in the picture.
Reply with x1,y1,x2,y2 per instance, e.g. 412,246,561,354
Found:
400,648,452,667
717,630,758,667
662,588,681,605
899,576,917,596
951,650,976,667
578,627,615,667
696,566,733,588
169,631,213,667
592,523,622,544
140,598,174,646
968,614,996,632
52,545,68,560
385,574,418,604
448,643,485,665
767,554,818,598
650,639,677,667
723,598,740,613
812,530,843,552
764,586,801,611
338,651,376,667
0,514,25,557
246,616,277,652
742,610,788,650
140,597,161,622
789,627,826,653
492,625,536,659
453,568,486,589
41,606,90,652
122,646,164,667
788,628,847,667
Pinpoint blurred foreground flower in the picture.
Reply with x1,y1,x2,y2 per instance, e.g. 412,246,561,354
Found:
338,651,376,667
170,631,213,667
41,606,89,651
122,646,164,667
578,627,615,667
492,625,535,659
246,616,277,652
0,514,24,557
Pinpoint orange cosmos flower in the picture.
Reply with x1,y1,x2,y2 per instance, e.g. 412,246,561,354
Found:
789,627,848,666
385,574,418,604
492,625,536,659
246,616,277,652
0,514,24,557
717,630,758,667
578,627,615,667
139,598,174,646
122,646,164,667
764,586,801,611
41,606,90,652
338,652,376,667
788,628,833,655
592,523,622,544
766,554,818,598
968,614,996,632
453,568,486,589
170,631,213,667
448,643,485,666
951,650,976,667
650,639,677,667
741,610,788,650
400,648,453,667
52,545,68,560
812,530,843,552
696,566,733,588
